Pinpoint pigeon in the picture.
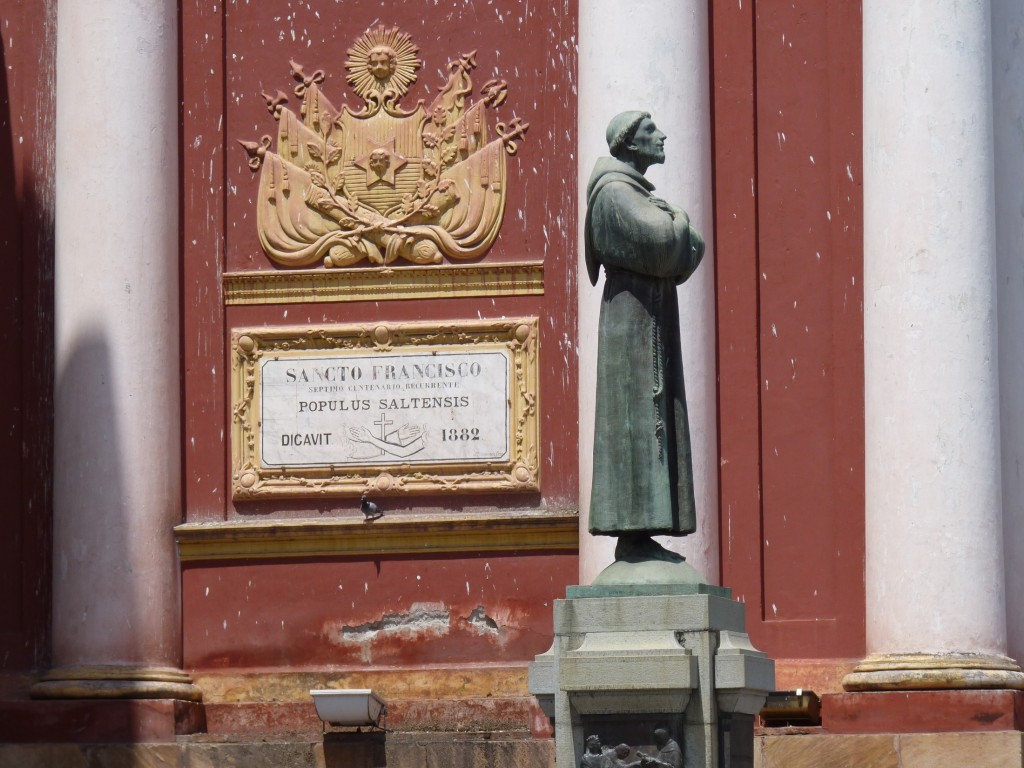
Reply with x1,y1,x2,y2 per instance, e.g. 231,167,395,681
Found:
361,493,383,521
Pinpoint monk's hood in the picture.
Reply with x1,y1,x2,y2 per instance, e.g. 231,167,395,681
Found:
585,156,655,201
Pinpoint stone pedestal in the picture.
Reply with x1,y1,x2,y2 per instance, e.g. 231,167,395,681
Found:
530,586,773,767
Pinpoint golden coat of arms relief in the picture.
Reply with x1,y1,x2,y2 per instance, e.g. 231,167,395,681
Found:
240,26,529,269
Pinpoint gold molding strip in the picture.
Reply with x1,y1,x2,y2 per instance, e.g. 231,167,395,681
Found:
175,510,578,562
223,261,544,305
194,665,532,704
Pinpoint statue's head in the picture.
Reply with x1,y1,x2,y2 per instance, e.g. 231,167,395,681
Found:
585,735,602,753
368,45,397,81
606,110,666,172
614,744,631,759
606,111,649,157
369,148,391,175
653,728,670,748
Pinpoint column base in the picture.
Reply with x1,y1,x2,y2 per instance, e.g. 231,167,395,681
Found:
843,653,1024,691
820,689,1024,733
30,665,203,702
0,699,206,742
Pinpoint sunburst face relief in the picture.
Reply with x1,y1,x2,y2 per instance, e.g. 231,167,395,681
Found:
238,25,529,270
345,27,420,102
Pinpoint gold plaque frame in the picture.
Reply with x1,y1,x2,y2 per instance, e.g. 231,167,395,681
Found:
230,318,539,499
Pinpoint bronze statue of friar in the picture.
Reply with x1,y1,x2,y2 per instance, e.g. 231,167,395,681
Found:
585,110,706,569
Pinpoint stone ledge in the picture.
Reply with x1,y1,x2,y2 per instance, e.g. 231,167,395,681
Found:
773,658,859,696
222,261,546,306
176,510,578,561
566,582,731,599
203,696,541,737
191,664,533,704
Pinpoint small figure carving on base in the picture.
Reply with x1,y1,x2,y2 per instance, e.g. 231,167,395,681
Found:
580,734,614,768
612,743,639,767
585,110,705,579
636,728,683,768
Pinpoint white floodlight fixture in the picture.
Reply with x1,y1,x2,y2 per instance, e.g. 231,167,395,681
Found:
310,688,387,727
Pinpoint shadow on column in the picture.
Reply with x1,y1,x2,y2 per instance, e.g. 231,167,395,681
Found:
28,332,136,742
27,331,202,741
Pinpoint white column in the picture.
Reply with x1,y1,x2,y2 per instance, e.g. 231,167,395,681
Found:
33,0,197,699
848,0,1022,690
578,1,717,585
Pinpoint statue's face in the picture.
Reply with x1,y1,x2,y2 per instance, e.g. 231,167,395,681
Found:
631,117,667,166
369,148,390,175
368,47,396,80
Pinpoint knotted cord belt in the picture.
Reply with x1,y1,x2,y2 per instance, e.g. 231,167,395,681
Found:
651,280,666,462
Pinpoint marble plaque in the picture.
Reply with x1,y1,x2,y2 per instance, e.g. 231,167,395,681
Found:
259,351,510,467
230,319,539,499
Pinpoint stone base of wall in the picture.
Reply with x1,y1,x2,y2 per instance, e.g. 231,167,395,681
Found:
0,732,554,768
0,686,553,767
0,699,206,743
6,731,1022,768
756,729,1024,768
757,689,1024,766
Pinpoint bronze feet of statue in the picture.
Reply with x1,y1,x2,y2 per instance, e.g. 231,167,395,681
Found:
614,534,686,564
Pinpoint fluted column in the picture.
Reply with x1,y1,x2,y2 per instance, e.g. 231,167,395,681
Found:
846,0,1023,691
578,1,717,584
33,0,198,700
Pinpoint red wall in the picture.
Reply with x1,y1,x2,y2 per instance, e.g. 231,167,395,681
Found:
712,0,866,660
183,552,577,670
182,0,579,521
0,0,56,679
180,0,579,678
0,0,866,700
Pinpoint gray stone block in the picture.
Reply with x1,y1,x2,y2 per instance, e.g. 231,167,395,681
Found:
715,630,776,716
385,731,553,768
554,594,746,636
185,741,322,768
0,745,90,768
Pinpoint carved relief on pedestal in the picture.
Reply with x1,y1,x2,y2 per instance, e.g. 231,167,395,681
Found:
239,25,529,269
